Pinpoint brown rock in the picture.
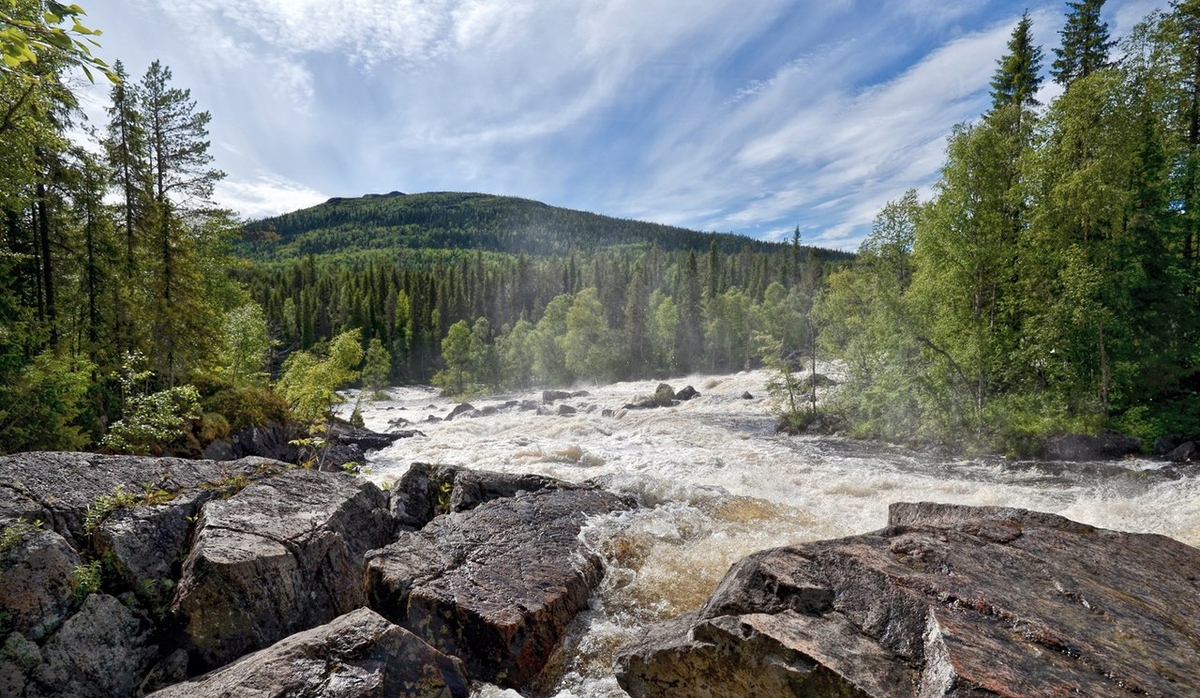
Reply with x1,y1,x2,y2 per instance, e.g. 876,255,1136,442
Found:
366,488,628,688
617,502,1200,697
147,608,468,698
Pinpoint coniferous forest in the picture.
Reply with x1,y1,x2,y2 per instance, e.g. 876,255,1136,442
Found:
2,0,1199,457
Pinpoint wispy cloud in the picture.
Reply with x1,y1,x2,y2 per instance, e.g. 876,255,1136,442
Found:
79,0,1165,249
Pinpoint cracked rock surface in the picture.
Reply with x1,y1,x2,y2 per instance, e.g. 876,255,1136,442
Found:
147,608,469,698
173,469,394,671
616,502,1200,697
366,487,628,688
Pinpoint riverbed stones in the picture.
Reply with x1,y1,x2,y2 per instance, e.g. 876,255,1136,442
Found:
147,608,469,698
366,487,629,688
173,469,394,670
616,502,1200,697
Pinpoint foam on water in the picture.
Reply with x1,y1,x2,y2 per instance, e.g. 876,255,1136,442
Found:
358,371,1200,697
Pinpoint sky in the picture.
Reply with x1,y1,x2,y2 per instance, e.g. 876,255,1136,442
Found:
77,0,1164,250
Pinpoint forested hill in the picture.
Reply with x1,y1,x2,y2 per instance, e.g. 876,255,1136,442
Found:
238,191,851,262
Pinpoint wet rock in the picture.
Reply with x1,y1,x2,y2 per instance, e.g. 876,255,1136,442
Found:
519,400,539,411
426,415,442,423
625,383,678,410
173,469,394,671
1168,441,1200,463
388,462,581,531
556,404,577,416
327,419,409,452
366,488,629,688
0,452,285,548
29,593,157,698
741,391,754,400
617,502,1200,697
1154,433,1185,456
601,408,615,418
0,528,81,641
1041,433,1142,461
444,403,476,421
676,385,700,401
147,608,469,698
542,390,572,403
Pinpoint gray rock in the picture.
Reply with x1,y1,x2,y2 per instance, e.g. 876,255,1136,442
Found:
542,390,572,403
147,608,468,698
444,403,475,421
1041,433,1142,461
173,469,394,671
0,529,80,641
0,452,285,548
96,490,217,590
1168,440,1200,463
741,391,754,399
676,385,700,401
30,593,156,698
617,502,1200,697
388,462,582,531
556,404,577,416
366,488,629,688
202,423,302,463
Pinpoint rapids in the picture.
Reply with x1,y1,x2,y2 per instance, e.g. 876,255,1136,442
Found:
356,370,1200,698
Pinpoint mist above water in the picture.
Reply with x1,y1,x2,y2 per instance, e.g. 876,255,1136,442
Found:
359,370,1200,698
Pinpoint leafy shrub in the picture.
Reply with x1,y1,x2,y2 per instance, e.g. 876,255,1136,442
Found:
71,560,102,602
0,518,43,554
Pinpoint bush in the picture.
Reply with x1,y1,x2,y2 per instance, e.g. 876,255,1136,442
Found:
202,386,291,431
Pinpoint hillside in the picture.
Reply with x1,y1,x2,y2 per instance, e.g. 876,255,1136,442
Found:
238,191,851,262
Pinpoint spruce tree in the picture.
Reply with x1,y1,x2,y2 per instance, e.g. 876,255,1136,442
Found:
1051,0,1113,87
991,11,1044,110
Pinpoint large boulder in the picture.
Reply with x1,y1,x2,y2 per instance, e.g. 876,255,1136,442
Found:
25,593,157,698
147,608,469,698
616,502,1200,697
173,469,395,671
366,487,628,688
1040,433,1142,461
387,462,582,531
202,423,302,463
0,528,81,642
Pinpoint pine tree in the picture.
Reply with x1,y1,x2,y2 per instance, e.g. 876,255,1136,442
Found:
104,59,151,275
1052,0,1113,87
992,11,1044,110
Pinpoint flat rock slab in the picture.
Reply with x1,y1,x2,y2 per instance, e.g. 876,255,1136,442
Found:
174,469,394,671
366,487,628,688
0,452,285,547
147,608,469,698
616,502,1200,698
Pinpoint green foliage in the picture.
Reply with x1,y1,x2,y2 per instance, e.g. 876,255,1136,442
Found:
0,0,116,83
277,328,362,426
0,352,93,454
0,517,42,554
201,385,291,431
362,337,391,398
101,353,200,454
71,560,102,602
991,11,1044,110
220,301,271,386
82,484,137,534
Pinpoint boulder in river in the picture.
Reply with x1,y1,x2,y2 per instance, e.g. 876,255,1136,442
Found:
387,462,581,531
1040,432,1142,461
616,502,1200,697
675,385,700,401
444,402,476,421
366,487,629,688
1168,440,1200,463
173,469,394,671
147,608,469,698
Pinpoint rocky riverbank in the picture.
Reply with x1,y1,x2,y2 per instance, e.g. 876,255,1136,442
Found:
0,453,625,696
2,448,1198,697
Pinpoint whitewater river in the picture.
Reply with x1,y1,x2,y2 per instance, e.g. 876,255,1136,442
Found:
356,370,1200,698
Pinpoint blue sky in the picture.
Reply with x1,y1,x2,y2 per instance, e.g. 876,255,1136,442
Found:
79,0,1162,250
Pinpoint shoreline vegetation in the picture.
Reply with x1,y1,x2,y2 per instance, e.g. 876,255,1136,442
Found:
2,1,1199,461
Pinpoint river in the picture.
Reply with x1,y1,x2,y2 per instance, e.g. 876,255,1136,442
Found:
355,370,1200,697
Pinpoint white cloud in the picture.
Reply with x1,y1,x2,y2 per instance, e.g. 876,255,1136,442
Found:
215,173,328,220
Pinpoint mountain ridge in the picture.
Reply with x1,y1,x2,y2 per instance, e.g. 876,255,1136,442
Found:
238,190,852,262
